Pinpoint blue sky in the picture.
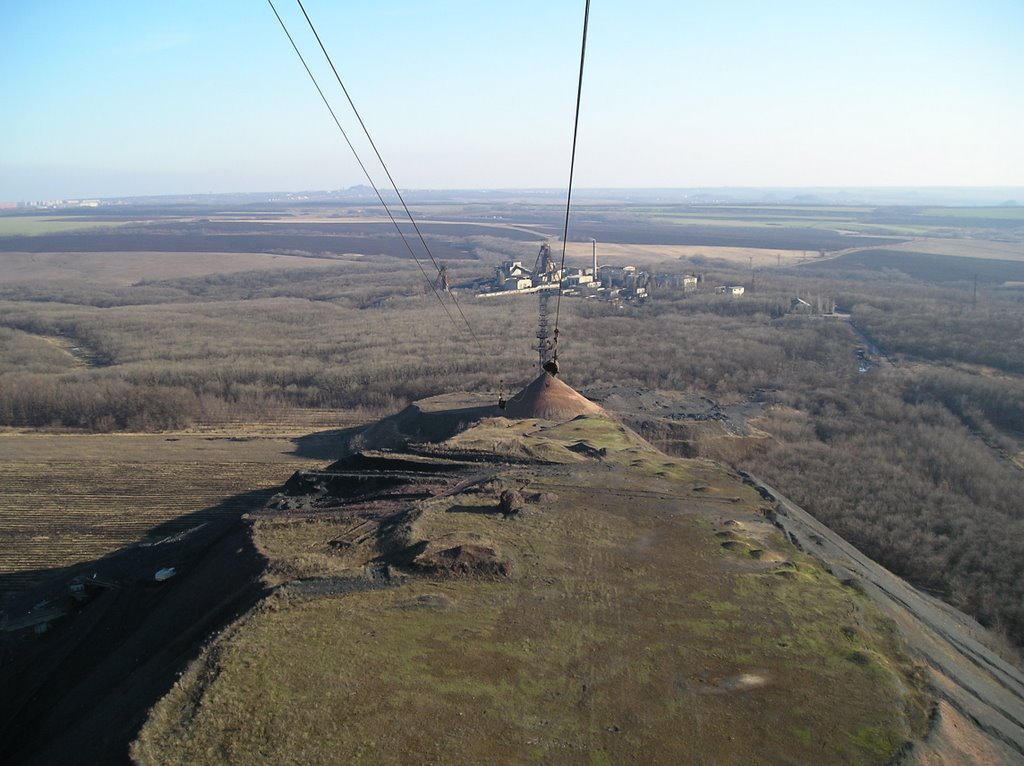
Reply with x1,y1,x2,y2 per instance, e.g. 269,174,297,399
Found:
2,0,1022,200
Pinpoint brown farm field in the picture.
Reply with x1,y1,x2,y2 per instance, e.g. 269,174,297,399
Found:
884,238,1024,261
0,216,128,236
814,249,1024,285
0,418,364,595
0,250,355,286
558,241,813,268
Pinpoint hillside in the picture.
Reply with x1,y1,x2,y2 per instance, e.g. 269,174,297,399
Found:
131,376,1019,765
3,375,1023,764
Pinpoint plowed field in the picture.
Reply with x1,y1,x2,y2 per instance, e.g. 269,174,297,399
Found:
0,426,348,595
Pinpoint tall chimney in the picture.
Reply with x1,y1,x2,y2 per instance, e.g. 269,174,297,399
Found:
591,238,597,277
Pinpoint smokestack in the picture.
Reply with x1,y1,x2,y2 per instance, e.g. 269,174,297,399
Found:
591,238,597,277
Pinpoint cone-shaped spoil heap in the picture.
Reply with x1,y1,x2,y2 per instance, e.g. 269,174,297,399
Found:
504,371,606,422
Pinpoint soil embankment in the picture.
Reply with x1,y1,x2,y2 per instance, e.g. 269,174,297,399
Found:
0,512,268,765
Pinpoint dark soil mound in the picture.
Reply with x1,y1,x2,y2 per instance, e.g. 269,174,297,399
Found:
0,513,267,765
439,544,511,576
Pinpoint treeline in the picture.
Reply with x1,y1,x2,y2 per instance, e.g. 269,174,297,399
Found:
906,367,1024,439
0,284,538,427
4,266,1019,433
0,374,198,431
0,255,459,309
746,376,1024,649
566,299,854,399
852,295,1024,374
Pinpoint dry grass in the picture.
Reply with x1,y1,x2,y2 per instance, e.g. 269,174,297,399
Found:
135,420,929,765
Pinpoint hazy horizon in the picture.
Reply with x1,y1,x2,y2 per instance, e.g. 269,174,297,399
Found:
7,185,1024,210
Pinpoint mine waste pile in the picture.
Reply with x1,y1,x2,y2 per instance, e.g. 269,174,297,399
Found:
3,373,1024,765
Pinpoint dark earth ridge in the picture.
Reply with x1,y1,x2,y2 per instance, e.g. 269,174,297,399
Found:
0,494,273,765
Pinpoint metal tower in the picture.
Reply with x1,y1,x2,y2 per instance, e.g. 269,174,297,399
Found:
533,243,558,372
434,263,450,293
536,290,553,369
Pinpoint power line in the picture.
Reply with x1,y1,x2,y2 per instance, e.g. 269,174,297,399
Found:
550,0,592,364
293,0,485,354
267,0,477,348
266,0,456,331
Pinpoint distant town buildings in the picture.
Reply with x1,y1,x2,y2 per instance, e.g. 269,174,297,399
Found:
715,285,746,296
478,243,736,306
789,295,837,315
482,247,653,304
790,297,812,313
12,199,100,209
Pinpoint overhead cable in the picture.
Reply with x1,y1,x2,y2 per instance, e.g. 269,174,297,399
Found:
293,0,485,353
551,0,592,362
267,0,472,345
